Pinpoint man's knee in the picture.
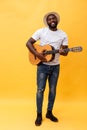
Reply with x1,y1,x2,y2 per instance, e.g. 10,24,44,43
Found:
37,88,44,93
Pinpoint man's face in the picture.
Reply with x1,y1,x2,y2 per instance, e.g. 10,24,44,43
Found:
46,14,58,29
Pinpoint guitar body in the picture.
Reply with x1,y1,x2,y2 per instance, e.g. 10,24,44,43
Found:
29,44,53,65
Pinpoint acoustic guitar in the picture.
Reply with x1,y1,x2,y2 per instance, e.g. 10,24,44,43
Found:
29,44,82,65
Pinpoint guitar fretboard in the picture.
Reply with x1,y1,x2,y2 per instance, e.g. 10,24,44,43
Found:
44,50,59,55
43,48,70,55
43,46,82,55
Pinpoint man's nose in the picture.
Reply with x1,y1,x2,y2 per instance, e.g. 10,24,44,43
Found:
50,19,55,22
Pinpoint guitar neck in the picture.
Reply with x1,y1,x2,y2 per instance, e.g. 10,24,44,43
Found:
44,48,70,55
43,46,82,55
44,49,59,55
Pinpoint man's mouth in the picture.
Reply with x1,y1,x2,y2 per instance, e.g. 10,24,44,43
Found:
51,22,55,26
48,21,57,28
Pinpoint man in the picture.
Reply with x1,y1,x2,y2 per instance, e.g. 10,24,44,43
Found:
26,12,68,126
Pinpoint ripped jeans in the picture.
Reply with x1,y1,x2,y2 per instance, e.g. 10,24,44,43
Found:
36,63,60,113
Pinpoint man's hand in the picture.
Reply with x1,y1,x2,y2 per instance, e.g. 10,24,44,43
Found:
59,45,68,56
36,52,47,62
59,48,65,55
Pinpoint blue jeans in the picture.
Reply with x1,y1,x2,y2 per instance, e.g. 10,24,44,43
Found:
36,63,60,113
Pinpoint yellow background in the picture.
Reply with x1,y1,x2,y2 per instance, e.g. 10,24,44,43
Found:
0,0,87,130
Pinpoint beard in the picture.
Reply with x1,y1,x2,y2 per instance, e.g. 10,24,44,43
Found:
48,21,58,29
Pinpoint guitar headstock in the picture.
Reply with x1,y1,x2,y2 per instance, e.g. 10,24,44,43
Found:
69,46,83,52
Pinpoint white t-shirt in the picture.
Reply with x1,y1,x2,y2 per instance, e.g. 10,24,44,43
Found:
32,27,68,65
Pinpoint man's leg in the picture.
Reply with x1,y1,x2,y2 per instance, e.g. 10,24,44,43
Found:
35,64,48,126
46,65,60,122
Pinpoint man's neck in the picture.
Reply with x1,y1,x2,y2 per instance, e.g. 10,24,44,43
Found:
49,27,57,31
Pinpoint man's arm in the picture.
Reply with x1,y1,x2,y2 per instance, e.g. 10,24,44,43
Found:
26,37,47,62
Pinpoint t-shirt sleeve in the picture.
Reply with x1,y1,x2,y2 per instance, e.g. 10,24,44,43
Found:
31,28,42,41
61,31,68,46
62,36,68,45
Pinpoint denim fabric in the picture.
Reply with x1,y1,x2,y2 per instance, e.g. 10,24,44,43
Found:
36,63,60,113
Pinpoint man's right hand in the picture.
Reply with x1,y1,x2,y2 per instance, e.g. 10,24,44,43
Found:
36,52,47,62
